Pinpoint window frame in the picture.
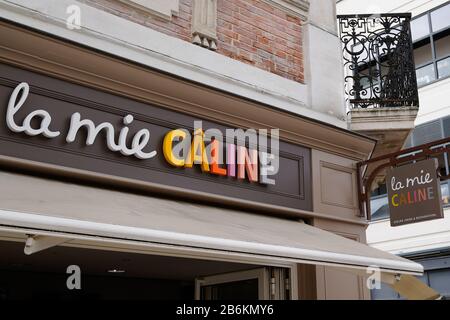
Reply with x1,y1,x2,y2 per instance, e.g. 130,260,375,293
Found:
412,1,450,88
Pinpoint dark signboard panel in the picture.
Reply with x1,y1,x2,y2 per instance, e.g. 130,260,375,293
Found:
0,63,312,211
386,159,444,226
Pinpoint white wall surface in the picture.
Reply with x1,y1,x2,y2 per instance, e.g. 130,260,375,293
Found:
366,208,450,255
304,0,347,122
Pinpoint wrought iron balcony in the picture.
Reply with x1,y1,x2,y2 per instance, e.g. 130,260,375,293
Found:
337,13,419,109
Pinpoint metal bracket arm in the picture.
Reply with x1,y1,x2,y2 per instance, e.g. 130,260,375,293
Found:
24,235,71,255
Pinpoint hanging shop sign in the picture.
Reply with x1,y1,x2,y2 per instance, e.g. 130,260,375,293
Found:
386,159,444,227
0,63,312,211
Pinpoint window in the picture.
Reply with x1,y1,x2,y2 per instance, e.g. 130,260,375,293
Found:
412,120,443,145
438,57,450,78
431,4,450,32
412,2,450,87
445,117,450,137
370,116,450,220
416,63,436,86
411,15,430,41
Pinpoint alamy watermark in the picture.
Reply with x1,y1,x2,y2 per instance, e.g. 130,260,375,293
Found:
66,265,81,290
66,5,81,30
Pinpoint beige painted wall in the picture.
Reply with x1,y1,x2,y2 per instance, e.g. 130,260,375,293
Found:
312,219,370,300
311,149,360,221
310,149,370,299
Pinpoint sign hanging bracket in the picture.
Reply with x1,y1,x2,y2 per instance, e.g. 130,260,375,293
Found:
356,137,450,221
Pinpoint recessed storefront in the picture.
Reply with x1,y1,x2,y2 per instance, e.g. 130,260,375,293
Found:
0,240,277,300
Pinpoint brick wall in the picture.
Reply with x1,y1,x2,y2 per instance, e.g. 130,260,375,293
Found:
217,0,304,83
80,0,193,42
81,0,304,83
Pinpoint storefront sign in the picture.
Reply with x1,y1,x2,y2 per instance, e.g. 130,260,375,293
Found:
162,126,278,185
0,63,312,211
7,82,158,160
386,159,444,226
7,82,278,186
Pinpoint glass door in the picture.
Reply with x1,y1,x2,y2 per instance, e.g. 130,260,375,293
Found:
195,267,291,300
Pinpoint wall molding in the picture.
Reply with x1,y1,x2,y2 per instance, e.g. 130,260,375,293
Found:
312,150,361,221
261,0,310,20
117,0,179,20
319,161,357,210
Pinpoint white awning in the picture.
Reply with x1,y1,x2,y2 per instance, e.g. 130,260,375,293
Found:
0,171,423,275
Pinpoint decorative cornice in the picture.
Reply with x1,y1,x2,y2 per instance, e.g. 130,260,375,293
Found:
117,0,179,20
261,0,310,20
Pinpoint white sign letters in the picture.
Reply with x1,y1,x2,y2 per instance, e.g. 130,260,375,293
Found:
6,82,157,160
7,82,60,138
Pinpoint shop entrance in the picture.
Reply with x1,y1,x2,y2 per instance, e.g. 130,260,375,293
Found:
196,268,290,300
0,240,292,300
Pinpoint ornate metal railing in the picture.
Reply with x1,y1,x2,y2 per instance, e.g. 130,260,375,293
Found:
337,13,419,108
